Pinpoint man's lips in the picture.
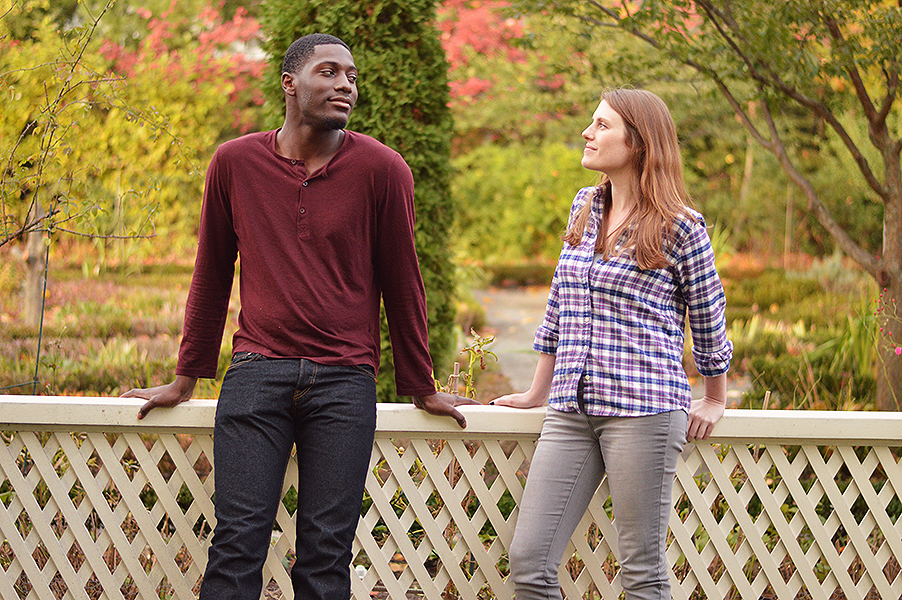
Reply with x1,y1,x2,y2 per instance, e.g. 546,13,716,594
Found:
330,97,353,110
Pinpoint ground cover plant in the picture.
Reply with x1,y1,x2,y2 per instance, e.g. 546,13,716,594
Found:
720,253,881,410
0,242,512,403
0,245,231,399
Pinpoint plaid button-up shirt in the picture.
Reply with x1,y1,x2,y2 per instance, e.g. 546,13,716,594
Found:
534,187,733,416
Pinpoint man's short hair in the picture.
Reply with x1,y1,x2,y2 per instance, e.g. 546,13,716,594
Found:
282,33,351,75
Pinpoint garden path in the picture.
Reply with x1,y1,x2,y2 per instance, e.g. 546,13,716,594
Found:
473,286,547,393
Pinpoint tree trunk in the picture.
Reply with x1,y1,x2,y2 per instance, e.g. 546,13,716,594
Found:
876,278,902,411
876,136,902,410
23,203,45,329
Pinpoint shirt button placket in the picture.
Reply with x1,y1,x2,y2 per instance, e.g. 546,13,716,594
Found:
298,180,310,239
581,263,592,397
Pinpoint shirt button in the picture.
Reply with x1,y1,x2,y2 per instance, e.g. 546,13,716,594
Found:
291,160,297,165
302,181,308,187
299,207,306,214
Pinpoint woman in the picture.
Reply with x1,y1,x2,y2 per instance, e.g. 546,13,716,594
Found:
491,88,732,600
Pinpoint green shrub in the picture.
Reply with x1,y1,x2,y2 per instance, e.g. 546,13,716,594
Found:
731,315,877,410
724,264,878,409
452,142,594,265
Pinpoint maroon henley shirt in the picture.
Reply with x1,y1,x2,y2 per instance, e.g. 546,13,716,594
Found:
175,129,437,397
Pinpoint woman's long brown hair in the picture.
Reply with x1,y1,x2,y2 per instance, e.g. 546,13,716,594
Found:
563,88,694,270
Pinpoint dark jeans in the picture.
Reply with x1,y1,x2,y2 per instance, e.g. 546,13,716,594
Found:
199,353,377,600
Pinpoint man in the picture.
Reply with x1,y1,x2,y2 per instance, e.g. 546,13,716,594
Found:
123,33,473,600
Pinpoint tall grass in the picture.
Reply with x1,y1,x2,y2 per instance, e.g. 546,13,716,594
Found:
724,256,879,410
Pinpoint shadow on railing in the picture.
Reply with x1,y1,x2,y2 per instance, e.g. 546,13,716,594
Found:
1,396,900,599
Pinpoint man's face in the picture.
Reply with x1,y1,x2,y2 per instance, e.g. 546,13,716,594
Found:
286,44,359,130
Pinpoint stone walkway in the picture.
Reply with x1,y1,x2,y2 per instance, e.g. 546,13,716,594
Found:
473,286,547,393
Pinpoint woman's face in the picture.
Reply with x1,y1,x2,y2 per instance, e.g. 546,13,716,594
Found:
581,100,633,175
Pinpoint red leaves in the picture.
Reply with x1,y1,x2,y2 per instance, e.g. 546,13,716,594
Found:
438,0,528,102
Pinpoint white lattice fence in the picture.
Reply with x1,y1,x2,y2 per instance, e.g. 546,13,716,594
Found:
1,396,900,600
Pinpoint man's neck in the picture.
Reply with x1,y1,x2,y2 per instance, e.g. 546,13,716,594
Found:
275,125,345,168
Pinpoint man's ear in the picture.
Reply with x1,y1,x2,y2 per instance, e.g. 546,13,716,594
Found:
281,72,295,96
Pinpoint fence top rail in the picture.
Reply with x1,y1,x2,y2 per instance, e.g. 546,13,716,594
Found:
1,395,901,444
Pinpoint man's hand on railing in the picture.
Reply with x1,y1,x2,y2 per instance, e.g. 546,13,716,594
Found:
413,392,480,428
122,375,198,420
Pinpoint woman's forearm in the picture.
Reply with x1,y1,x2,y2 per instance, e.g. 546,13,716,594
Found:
527,352,556,404
703,372,727,405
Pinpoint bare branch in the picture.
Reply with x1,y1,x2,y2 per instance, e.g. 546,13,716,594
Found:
52,228,157,240
758,94,881,277
822,14,878,121
568,0,665,49
876,67,899,131
693,0,888,200
708,78,773,152
0,207,56,249
583,0,620,21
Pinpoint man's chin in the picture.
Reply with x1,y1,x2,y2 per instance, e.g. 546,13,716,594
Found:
324,116,349,131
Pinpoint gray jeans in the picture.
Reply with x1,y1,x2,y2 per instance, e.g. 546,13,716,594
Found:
509,407,687,600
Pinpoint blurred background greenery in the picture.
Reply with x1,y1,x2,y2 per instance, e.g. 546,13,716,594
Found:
1,0,899,410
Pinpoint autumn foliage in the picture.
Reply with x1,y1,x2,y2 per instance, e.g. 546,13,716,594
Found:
0,0,266,255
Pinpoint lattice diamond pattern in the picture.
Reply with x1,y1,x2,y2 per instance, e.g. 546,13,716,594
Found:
348,437,533,600
0,430,213,599
669,443,902,600
1,423,900,599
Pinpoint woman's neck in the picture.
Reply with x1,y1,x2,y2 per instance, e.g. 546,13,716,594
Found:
606,170,638,213
604,175,639,238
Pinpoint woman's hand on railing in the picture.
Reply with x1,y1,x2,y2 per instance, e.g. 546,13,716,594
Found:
489,352,553,409
687,396,725,441
489,391,547,409
687,373,727,441
413,392,480,428
122,375,198,420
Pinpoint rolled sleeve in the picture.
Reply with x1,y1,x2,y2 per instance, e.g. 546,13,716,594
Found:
678,216,732,377
693,340,733,377
533,267,561,354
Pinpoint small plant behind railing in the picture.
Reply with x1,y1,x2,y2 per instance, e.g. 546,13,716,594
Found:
429,330,500,596
435,328,498,401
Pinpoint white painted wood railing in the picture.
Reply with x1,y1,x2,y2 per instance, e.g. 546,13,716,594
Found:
0,396,900,600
